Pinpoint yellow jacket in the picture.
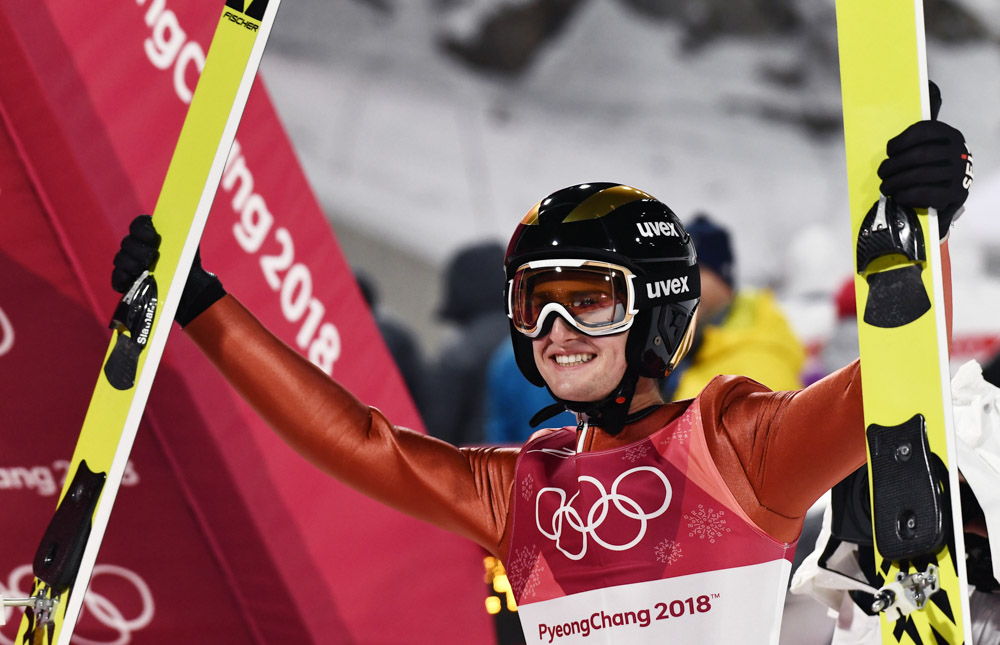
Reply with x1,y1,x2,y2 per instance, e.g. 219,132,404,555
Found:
673,289,805,400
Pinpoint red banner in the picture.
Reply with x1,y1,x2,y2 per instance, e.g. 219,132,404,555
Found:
0,1,493,642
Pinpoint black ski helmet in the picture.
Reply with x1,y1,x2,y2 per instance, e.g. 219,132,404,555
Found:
504,183,701,430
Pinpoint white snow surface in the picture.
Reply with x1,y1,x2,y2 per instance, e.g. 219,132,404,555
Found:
260,0,1000,345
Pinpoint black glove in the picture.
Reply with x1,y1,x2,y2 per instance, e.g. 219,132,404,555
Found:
877,117,973,241
112,215,226,327
111,214,160,291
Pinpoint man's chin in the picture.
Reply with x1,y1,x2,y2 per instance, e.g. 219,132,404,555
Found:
546,380,615,405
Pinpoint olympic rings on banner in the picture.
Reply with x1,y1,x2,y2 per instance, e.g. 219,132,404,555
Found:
0,306,13,357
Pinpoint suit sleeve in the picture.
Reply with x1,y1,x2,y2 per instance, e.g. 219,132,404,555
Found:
700,360,865,540
183,294,519,556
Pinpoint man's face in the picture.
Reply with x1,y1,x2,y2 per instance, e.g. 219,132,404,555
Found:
532,315,628,403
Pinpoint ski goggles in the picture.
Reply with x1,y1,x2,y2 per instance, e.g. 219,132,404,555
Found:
506,259,700,338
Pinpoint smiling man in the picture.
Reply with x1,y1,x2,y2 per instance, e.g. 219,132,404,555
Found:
110,116,972,643
492,183,833,641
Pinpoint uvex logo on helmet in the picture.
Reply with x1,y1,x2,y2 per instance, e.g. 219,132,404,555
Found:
646,276,691,300
636,221,679,238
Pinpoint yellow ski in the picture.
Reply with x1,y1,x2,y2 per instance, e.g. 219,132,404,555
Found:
8,1,281,643
836,1,971,643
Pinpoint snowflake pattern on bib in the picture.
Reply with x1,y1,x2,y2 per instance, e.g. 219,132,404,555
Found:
684,504,732,543
623,442,650,463
521,473,535,502
657,412,692,450
654,538,683,565
507,544,543,600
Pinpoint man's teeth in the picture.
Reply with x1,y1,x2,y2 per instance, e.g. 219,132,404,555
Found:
554,353,596,367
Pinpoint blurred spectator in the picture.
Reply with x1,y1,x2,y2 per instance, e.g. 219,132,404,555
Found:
778,223,846,387
661,213,805,400
483,343,576,445
424,241,509,446
355,268,428,418
817,276,860,377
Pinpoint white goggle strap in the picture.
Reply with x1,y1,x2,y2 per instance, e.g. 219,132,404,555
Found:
506,278,515,320
525,301,634,338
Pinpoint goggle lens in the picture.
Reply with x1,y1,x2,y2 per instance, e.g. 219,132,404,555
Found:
511,264,632,336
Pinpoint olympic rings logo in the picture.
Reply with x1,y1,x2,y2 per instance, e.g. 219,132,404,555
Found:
535,466,672,560
1,564,154,645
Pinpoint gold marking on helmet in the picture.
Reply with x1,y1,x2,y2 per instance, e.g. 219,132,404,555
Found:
667,308,699,372
520,202,541,225
562,185,653,223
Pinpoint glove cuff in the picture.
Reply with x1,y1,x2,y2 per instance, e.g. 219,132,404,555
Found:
176,265,226,328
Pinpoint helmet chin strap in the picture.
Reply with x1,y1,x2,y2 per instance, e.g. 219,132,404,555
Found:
528,367,641,436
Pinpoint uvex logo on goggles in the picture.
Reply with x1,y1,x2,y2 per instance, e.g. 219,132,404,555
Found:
507,259,700,338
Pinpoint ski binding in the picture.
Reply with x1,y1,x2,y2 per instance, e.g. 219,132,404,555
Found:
856,195,931,329
33,460,107,591
871,564,940,621
866,414,944,560
104,270,158,390
0,592,57,626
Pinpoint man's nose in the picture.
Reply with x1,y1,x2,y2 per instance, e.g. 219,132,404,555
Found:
548,315,580,342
